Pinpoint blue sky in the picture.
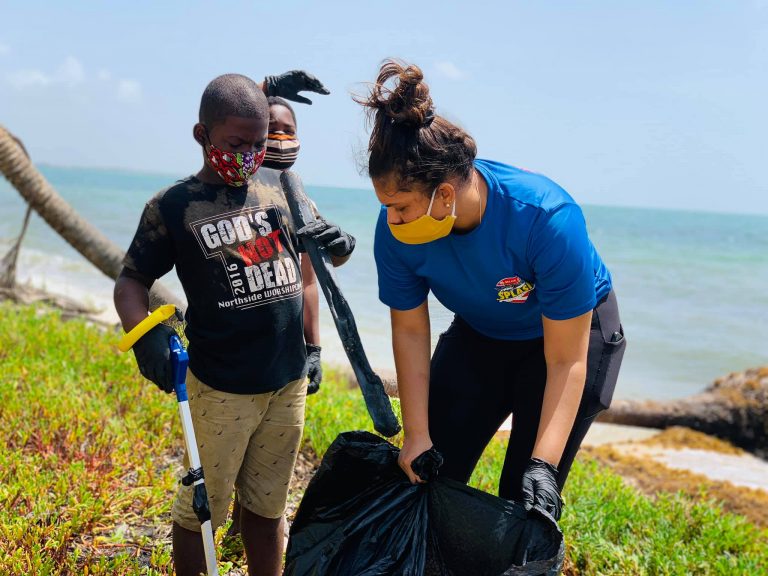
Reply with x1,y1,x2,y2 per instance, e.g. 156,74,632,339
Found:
2,1,767,214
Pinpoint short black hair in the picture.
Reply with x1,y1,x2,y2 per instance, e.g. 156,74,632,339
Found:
199,74,268,127
267,96,297,126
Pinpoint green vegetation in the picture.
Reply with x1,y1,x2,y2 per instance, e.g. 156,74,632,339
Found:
1,302,767,574
0,303,177,575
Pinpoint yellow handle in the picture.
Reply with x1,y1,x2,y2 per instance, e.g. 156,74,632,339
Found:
118,304,178,352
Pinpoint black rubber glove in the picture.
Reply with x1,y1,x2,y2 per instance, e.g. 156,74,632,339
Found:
306,343,322,395
521,457,563,521
264,70,330,105
297,218,356,258
132,323,176,393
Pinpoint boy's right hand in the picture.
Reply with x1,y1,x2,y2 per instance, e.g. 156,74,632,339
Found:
132,324,176,393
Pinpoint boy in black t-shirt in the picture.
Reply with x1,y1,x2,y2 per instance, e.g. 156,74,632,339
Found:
114,72,353,576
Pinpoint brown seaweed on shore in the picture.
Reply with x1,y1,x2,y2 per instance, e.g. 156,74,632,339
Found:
599,367,768,458
583,443,768,528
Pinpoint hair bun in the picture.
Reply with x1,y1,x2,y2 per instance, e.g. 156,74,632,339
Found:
355,58,478,187
359,59,435,129
398,65,423,86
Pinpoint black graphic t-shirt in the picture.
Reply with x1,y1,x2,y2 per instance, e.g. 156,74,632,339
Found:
124,170,306,394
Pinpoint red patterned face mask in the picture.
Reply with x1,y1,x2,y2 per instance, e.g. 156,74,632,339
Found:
205,139,266,187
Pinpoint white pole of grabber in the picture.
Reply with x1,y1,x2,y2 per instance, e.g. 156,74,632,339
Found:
178,398,219,576
117,309,218,576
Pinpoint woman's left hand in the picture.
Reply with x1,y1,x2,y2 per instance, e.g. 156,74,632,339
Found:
521,457,563,521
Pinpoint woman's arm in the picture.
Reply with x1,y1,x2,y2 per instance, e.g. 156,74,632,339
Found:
391,300,433,483
533,310,592,466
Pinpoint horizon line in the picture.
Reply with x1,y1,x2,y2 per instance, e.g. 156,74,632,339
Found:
28,161,768,220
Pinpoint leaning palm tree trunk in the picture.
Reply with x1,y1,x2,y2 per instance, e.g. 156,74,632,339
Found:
0,132,32,289
599,366,768,457
0,124,182,313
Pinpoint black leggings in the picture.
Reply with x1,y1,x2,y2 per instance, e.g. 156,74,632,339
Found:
428,290,625,500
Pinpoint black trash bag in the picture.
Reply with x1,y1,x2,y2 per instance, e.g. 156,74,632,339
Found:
284,431,564,576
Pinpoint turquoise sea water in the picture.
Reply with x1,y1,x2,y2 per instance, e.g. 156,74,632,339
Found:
1,165,766,400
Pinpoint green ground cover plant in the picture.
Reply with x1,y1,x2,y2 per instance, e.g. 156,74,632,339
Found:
1,302,766,574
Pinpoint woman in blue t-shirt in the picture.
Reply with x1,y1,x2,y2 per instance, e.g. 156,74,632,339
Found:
357,60,626,521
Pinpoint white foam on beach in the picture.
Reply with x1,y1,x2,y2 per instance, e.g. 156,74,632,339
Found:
7,244,397,374
13,249,118,318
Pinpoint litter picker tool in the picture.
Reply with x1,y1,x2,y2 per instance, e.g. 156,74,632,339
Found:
118,304,219,576
280,171,401,437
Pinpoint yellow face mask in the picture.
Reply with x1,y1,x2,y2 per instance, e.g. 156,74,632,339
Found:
388,187,457,245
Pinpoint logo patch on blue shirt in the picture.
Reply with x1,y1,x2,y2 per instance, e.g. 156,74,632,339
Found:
496,276,534,303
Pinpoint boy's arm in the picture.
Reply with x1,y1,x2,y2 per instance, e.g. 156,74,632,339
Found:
114,267,176,393
301,256,320,345
117,194,178,393
114,268,153,332
301,255,323,394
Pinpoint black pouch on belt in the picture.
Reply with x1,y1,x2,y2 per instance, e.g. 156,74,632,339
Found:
584,290,626,413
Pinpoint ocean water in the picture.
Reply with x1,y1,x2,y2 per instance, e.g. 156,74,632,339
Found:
1,165,767,401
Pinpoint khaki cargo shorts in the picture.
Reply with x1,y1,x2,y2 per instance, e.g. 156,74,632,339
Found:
171,371,307,532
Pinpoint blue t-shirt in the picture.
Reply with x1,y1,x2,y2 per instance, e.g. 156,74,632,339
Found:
374,159,612,340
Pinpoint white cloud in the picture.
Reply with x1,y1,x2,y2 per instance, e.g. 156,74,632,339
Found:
56,56,85,86
6,56,84,89
7,69,51,89
0,42,9,56
117,79,142,103
5,55,142,105
434,61,465,81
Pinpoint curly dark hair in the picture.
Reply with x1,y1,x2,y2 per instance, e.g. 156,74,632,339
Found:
355,59,477,193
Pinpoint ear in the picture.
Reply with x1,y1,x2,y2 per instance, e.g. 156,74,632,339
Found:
193,123,206,146
436,183,456,207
